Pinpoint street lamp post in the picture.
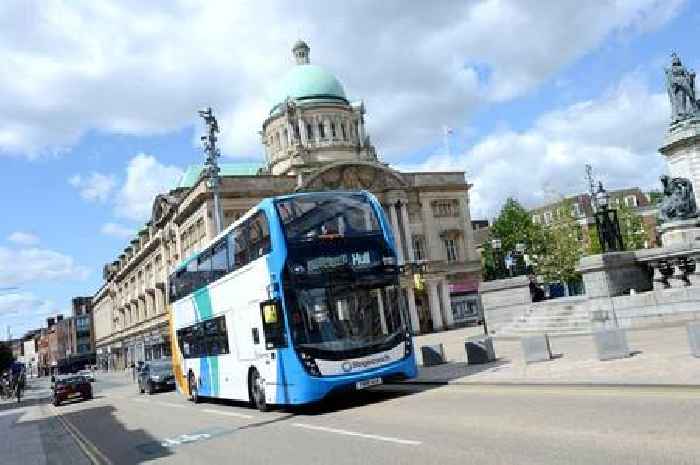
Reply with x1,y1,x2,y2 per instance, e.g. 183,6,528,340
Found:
491,239,503,279
594,181,624,253
198,107,224,234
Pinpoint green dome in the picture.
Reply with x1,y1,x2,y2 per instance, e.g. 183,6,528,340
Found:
271,64,347,113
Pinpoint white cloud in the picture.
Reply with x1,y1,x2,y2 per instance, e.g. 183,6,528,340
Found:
0,0,685,159
68,172,117,203
7,231,39,246
101,222,135,239
114,153,183,221
0,246,90,287
402,73,669,218
0,292,56,336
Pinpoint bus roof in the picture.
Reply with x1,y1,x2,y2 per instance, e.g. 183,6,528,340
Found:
171,190,374,273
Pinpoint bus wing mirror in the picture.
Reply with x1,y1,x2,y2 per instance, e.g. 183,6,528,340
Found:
259,299,288,350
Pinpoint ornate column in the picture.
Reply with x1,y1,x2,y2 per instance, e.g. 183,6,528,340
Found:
376,290,388,335
404,286,421,335
298,117,307,146
420,196,441,261
426,278,444,331
400,201,414,262
440,279,454,329
314,116,320,144
388,203,405,264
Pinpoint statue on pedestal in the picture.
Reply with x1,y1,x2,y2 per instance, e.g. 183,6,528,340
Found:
665,53,698,123
659,175,698,221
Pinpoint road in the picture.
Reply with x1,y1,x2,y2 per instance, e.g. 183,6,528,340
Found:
4,373,700,464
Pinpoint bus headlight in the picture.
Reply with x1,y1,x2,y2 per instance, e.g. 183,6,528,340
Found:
405,335,413,356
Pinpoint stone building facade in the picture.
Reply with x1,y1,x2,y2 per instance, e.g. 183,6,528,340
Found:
93,41,481,368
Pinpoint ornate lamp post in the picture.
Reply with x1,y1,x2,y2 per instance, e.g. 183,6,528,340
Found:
491,239,503,279
594,182,624,253
198,107,224,234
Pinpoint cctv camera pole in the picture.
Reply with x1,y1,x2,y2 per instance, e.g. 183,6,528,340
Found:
198,107,224,234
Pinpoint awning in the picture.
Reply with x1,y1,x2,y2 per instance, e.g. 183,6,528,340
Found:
449,278,480,294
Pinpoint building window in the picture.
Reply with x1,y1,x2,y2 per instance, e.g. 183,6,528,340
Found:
532,214,540,224
444,238,458,262
413,236,425,261
341,123,347,140
331,122,337,139
543,211,553,225
306,122,313,141
624,195,638,208
318,122,325,139
571,203,582,218
432,200,458,217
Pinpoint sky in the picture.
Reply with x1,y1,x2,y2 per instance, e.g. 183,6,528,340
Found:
1,0,699,337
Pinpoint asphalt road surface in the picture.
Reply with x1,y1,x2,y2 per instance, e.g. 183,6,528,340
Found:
7,373,700,465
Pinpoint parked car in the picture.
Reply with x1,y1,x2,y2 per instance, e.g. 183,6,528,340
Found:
53,375,92,406
138,361,175,395
78,369,95,382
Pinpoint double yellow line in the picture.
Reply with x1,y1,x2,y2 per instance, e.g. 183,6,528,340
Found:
49,404,113,465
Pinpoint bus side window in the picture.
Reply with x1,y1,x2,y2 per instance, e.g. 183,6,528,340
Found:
249,212,271,260
234,223,249,268
196,250,213,291
211,239,228,281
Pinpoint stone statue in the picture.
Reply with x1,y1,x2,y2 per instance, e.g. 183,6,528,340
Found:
659,175,698,221
665,53,698,122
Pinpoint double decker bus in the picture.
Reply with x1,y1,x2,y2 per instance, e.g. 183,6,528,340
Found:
169,191,417,410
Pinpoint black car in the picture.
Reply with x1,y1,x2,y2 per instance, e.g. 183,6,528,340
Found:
137,361,175,395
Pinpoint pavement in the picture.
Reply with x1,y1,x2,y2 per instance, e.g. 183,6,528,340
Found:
410,324,700,385
4,370,699,464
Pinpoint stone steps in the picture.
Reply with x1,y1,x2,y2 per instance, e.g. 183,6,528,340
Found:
496,299,593,337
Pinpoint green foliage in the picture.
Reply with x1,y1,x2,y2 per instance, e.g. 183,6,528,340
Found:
647,190,663,205
533,199,585,283
484,198,545,280
0,342,14,373
585,205,648,253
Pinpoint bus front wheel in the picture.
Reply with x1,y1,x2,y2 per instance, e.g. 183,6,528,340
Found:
249,369,269,412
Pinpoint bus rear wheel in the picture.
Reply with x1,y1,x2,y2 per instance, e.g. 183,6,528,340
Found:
249,369,269,412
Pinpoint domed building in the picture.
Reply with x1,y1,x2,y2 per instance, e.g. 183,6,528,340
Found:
261,40,377,176
92,41,482,371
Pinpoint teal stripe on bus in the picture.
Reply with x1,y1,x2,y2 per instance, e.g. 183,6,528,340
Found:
193,288,213,321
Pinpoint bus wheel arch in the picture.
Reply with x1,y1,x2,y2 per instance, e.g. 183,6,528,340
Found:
187,370,199,404
248,367,269,412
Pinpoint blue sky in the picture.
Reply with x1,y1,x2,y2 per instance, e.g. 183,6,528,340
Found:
1,0,698,336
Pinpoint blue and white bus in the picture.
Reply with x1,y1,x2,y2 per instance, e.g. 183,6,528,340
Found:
168,191,417,410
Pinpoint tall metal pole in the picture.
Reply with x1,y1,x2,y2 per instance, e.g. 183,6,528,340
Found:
198,107,224,234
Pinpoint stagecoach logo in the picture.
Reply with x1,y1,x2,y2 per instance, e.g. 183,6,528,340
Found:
341,354,391,373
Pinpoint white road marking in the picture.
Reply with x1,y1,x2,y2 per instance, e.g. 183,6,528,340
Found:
0,408,24,417
291,423,422,446
158,401,186,409
202,408,253,419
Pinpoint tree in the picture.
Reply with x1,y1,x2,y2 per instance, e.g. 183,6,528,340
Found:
0,342,14,373
484,198,544,279
532,199,585,283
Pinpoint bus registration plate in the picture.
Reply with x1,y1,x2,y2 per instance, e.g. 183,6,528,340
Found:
356,377,382,390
